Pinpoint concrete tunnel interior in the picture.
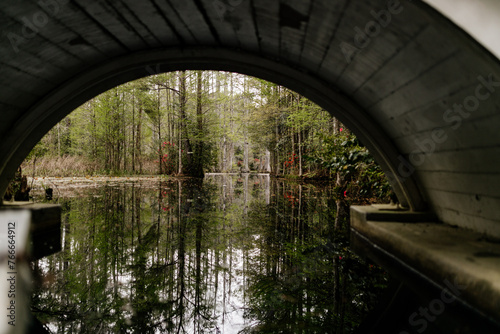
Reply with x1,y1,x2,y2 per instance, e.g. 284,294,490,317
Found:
1,0,500,330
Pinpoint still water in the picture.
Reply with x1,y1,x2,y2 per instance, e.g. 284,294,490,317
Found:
30,174,387,333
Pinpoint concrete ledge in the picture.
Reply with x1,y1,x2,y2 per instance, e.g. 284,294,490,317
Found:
351,205,500,325
351,204,437,222
0,202,61,333
1,202,61,260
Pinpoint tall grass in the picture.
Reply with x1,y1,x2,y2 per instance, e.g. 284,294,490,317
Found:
22,155,159,177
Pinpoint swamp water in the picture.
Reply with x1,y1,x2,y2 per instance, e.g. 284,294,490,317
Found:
30,174,388,333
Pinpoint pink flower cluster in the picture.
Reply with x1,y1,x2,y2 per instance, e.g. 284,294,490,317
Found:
283,153,297,168
155,140,177,169
162,141,175,147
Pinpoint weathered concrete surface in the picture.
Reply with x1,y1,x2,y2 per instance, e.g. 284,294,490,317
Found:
353,203,437,222
0,0,499,238
0,209,33,333
0,203,61,333
424,0,500,59
0,202,61,260
351,205,500,324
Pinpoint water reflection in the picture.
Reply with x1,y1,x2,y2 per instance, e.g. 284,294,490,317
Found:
31,175,387,333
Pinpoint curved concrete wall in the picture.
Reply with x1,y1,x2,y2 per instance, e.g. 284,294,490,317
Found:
424,0,500,59
0,0,499,237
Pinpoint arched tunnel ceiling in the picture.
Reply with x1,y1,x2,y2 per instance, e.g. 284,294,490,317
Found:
0,0,499,237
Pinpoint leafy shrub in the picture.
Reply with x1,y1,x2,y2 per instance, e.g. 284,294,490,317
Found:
305,133,392,202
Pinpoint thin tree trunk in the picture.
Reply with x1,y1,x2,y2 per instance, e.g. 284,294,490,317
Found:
298,129,303,176
132,89,136,173
157,85,163,174
137,107,143,174
194,70,204,177
178,71,192,175
243,77,250,173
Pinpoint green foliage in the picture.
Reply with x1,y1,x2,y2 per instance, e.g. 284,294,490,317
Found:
22,70,392,204
306,132,392,202
25,141,48,161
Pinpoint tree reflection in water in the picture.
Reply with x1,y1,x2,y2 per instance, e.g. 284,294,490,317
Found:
31,175,387,333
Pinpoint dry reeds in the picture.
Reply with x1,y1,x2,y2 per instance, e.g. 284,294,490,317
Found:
22,155,100,177
22,155,161,177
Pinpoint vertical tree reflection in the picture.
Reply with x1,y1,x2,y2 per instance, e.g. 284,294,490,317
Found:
31,176,387,333
240,180,387,334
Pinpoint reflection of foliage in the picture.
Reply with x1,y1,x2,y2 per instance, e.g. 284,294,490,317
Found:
31,181,219,333
241,181,388,334
30,176,387,333
306,133,392,202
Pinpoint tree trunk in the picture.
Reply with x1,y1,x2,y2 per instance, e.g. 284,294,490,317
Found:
137,107,143,174
193,70,204,177
132,89,136,173
243,77,250,173
157,85,163,174
298,129,303,176
178,71,192,175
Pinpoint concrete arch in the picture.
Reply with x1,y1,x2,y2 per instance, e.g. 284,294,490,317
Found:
0,0,500,238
